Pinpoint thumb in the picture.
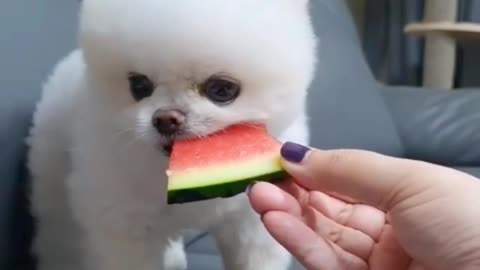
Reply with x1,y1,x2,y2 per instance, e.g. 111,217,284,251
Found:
279,142,454,211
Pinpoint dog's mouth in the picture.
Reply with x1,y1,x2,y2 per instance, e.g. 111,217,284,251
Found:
160,133,191,157
159,131,203,157
161,139,174,157
158,127,223,157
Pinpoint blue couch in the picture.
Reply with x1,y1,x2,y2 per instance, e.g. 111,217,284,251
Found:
4,0,480,269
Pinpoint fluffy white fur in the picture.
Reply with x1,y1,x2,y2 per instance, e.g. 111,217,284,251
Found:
27,0,317,269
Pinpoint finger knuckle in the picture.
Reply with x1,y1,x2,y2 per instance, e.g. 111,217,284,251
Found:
298,242,325,266
326,226,344,244
336,204,354,226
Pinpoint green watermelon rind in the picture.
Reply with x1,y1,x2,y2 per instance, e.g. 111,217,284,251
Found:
167,170,288,204
167,153,283,191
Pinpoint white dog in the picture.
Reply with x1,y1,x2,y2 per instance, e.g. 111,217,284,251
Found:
27,0,317,269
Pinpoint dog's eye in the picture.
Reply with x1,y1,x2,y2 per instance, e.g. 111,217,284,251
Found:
128,73,154,101
202,76,241,104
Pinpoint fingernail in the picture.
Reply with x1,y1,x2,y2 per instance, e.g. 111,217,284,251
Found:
281,142,311,163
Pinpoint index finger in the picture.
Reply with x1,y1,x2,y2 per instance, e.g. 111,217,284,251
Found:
279,143,457,211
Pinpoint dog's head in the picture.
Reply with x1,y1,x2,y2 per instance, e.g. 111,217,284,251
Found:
78,0,317,153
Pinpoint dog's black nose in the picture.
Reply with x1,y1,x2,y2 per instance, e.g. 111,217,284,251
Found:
152,109,186,136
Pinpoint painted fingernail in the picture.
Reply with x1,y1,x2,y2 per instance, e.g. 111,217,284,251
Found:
281,142,311,163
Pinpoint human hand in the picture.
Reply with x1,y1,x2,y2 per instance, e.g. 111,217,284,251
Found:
248,143,480,270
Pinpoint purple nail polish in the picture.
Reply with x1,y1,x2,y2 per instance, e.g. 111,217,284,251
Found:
281,142,310,163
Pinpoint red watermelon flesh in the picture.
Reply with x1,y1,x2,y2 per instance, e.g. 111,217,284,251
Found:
167,124,287,204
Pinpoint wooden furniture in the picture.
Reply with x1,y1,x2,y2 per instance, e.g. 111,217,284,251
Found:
404,0,480,90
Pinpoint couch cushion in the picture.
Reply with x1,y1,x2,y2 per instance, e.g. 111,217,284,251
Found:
453,167,480,178
0,92,38,270
382,86,480,166
0,1,80,268
307,0,403,156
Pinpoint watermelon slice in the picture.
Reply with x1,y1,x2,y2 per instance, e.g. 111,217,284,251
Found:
166,124,287,204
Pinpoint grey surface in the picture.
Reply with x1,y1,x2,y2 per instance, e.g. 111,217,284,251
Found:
1,1,79,269
2,0,480,270
455,167,480,178
307,0,403,157
382,86,480,166
184,234,307,270
0,0,79,101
